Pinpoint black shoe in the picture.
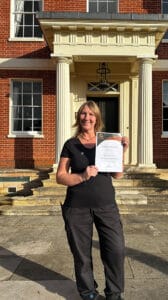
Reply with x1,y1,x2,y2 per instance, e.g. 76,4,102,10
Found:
81,292,100,300
106,293,124,300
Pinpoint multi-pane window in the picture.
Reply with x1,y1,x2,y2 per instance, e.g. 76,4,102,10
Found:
162,81,168,133
11,80,42,134
162,0,168,39
162,0,168,13
88,0,118,13
13,0,42,38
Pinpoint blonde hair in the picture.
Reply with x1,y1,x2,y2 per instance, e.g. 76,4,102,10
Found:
73,100,104,137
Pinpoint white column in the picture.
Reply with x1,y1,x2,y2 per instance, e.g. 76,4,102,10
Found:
138,58,156,168
130,75,139,165
55,57,72,165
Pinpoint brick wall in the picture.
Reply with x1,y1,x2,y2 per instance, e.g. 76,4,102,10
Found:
120,0,161,13
0,70,56,168
156,43,168,59
44,0,162,14
153,71,168,168
44,0,86,12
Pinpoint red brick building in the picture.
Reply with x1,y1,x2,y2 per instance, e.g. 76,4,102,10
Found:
0,0,168,170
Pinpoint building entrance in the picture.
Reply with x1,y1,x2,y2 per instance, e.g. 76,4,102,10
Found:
87,97,119,133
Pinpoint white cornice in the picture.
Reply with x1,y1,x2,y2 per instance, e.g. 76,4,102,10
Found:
0,58,55,70
1,57,168,72
39,18,168,51
152,59,168,71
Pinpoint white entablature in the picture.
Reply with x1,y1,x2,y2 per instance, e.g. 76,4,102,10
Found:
37,13,168,59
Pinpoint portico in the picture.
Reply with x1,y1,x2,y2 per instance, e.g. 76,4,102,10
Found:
37,12,168,169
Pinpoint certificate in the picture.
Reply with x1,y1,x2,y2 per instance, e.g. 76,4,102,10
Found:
95,132,123,172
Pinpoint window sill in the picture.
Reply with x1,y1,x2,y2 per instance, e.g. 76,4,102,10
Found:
8,37,44,42
161,39,168,43
8,134,44,138
161,133,168,138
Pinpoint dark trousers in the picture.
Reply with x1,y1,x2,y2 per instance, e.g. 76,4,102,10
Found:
62,204,125,298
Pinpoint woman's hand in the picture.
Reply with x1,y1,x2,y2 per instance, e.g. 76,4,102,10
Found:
111,136,129,179
56,158,99,186
122,136,129,152
82,165,99,181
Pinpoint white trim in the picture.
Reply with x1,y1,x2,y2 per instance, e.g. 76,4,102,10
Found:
7,134,44,138
162,79,164,135
10,0,14,39
9,79,12,138
162,79,168,136
86,0,89,12
0,58,55,70
8,37,44,42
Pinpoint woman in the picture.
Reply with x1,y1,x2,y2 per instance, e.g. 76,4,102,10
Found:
56,101,129,300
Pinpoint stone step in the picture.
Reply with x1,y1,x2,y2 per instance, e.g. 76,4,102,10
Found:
43,177,168,188
0,195,63,206
124,169,168,179
0,205,60,216
119,204,168,215
47,168,168,180
0,203,168,216
1,192,168,208
114,178,168,187
2,170,167,196
0,169,39,178
31,185,168,197
33,187,150,198
115,186,168,195
0,169,167,216
32,186,66,196
0,168,51,194
4,184,168,199
147,194,168,203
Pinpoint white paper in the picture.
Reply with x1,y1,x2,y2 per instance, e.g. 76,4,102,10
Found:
95,132,123,172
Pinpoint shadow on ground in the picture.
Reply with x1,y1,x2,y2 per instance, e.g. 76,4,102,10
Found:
0,243,168,299
0,246,79,299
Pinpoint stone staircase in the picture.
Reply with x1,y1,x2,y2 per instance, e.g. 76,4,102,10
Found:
0,168,168,215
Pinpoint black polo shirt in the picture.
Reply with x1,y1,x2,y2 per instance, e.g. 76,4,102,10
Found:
60,137,116,208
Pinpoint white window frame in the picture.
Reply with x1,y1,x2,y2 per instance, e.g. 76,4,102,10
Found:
162,80,168,137
161,0,168,42
88,82,119,92
8,79,43,138
9,0,43,41
87,0,118,13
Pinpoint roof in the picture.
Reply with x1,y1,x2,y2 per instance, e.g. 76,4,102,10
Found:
37,12,168,22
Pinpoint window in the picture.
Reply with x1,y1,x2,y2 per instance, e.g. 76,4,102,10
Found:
162,81,168,134
88,82,119,92
88,0,118,13
162,0,168,40
12,0,42,38
11,80,42,135
162,0,168,13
